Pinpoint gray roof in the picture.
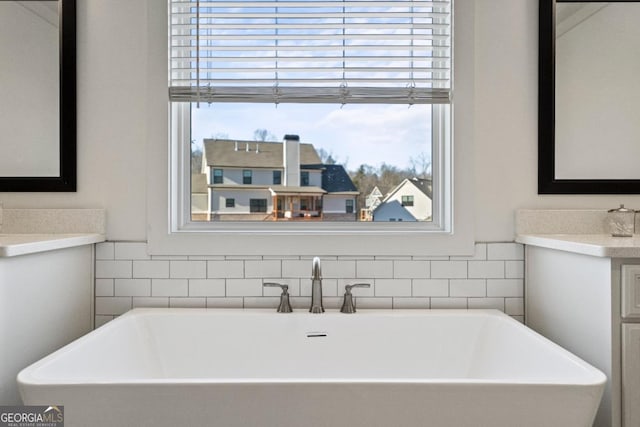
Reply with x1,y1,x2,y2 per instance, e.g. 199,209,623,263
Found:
203,139,322,168
306,164,359,193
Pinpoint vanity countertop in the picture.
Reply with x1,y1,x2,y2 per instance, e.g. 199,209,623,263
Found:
0,233,105,257
516,234,640,258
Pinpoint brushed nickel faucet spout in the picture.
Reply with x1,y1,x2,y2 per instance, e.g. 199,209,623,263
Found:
309,257,324,313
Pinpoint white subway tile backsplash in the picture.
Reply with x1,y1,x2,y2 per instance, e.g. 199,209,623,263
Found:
132,297,169,308
170,260,207,279
95,279,114,297
430,298,467,309
322,260,356,278
467,261,505,279
95,242,114,260
354,297,393,309
152,279,188,297
431,261,467,279
96,297,132,315
188,279,226,297
114,279,151,297
169,297,206,308
207,260,244,278
468,297,505,311
245,260,281,278
412,279,449,297
133,261,169,279
282,260,310,278
487,279,524,297
226,279,263,297
393,297,430,309
93,241,525,321
244,297,280,309
449,279,486,297
505,261,524,279
357,260,393,278
206,297,243,308
393,260,430,279
96,260,132,279
375,279,411,297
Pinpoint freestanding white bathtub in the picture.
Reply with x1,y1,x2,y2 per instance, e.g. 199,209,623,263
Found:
18,308,605,427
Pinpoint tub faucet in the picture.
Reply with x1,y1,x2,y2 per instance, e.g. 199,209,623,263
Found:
309,257,324,313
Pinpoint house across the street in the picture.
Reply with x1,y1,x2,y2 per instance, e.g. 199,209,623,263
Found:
196,135,359,221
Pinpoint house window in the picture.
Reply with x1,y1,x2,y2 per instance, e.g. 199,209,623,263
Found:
212,169,223,184
346,199,354,214
169,0,452,227
225,198,235,208
250,199,267,213
300,171,310,187
243,170,252,185
402,196,414,207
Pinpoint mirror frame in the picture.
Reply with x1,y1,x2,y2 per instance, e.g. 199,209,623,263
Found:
539,0,640,194
0,0,76,192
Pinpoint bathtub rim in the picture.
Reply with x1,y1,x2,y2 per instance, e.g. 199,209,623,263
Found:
17,308,607,388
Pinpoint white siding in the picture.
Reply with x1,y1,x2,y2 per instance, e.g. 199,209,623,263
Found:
211,168,278,186
307,170,322,187
385,182,432,221
324,195,354,214
211,189,272,213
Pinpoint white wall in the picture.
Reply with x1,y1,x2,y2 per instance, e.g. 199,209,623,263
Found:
2,0,640,243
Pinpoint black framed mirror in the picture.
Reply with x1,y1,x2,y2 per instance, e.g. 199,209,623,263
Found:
539,0,640,194
0,0,76,192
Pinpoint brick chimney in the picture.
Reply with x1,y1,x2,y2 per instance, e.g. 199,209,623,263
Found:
283,134,300,187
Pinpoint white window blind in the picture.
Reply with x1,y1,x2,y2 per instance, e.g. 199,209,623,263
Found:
169,0,451,105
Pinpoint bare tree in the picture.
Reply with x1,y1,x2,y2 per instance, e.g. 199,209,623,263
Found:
253,128,277,142
409,152,432,179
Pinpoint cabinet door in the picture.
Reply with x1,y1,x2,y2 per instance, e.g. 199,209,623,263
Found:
622,265,640,319
623,324,640,427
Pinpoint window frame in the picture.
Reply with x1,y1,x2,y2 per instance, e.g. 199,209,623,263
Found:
273,170,282,185
146,0,475,257
401,195,415,207
242,169,252,185
212,168,223,184
346,199,355,214
225,198,235,208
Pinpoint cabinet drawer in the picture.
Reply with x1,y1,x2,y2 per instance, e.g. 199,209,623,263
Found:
622,265,640,319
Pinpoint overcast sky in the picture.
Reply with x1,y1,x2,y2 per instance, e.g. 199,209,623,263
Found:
191,103,432,171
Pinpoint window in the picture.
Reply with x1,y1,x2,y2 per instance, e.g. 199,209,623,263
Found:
150,0,476,257
402,196,414,207
168,0,453,228
346,199,354,214
225,198,235,208
300,171,309,187
242,170,252,185
212,168,223,184
250,199,267,213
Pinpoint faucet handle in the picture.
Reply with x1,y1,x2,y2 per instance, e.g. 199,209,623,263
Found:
341,283,371,313
263,282,293,313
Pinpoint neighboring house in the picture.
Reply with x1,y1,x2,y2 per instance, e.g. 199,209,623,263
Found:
191,173,209,221
373,177,432,222
202,135,359,221
360,186,384,221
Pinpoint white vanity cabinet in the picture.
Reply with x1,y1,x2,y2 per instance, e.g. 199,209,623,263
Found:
0,234,103,405
520,236,640,427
